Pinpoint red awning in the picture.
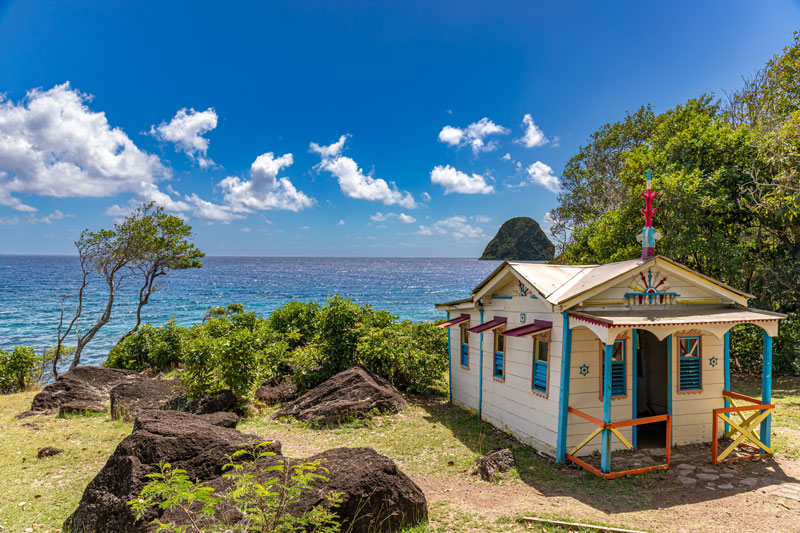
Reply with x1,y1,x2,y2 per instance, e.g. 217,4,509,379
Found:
468,316,507,334
437,313,471,328
503,320,553,337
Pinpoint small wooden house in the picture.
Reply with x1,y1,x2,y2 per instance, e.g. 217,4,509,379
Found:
436,174,784,478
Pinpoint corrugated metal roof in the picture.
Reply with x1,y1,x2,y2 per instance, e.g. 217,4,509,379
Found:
569,307,786,328
437,255,755,310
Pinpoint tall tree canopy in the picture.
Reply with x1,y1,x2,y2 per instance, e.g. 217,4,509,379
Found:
551,32,800,373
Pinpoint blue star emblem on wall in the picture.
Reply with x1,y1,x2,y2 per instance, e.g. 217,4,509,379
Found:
579,364,589,376
709,356,719,368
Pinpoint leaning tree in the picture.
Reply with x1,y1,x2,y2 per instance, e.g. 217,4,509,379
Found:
52,203,204,372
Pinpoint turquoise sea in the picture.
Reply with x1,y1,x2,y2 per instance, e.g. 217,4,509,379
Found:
0,256,500,367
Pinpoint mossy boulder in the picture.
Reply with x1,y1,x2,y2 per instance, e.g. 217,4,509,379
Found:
480,217,554,260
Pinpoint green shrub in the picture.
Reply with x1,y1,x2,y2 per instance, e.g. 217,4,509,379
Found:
269,301,320,349
356,321,448,393
181,318,290,408
316,295,395,375
106,319,187,372
130,441,341,532
289,344,327,392
0,346,42,394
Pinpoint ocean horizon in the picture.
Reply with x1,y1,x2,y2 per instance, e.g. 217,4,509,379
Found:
0,255,501,367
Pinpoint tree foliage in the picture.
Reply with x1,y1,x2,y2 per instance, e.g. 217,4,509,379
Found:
552,33,800,373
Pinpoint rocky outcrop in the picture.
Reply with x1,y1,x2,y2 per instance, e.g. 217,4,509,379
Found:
273,366,407,424
480,217,554,261
167,389,238,415
255,375,297,405
59,400,107,416
290,447,427,533
110,378,183,421
30,366,140,413
475,448,516,482
64,409,426,533
63,410,270,532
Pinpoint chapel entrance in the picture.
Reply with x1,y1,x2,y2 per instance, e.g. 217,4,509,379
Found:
636,329,668,448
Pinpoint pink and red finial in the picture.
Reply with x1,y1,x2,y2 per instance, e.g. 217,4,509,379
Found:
637,171,661,259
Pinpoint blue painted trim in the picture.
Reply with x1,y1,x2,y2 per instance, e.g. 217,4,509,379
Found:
447,312,452,403
493,296,512,300
631,329,638,449
556,312,572,463
723,332,730,435
529,295,539,299
762,331,773,448
478,309,484,420
601,343,613,473
667,334,673,449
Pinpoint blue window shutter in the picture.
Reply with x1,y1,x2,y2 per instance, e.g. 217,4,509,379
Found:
461,343,469,367
602,339,626,398
532,340,548,393
679,336,702,391
494,351,504,378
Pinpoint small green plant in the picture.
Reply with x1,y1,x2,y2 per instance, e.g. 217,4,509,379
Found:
0,346,42,394
130,441,342,532
106,319,188,372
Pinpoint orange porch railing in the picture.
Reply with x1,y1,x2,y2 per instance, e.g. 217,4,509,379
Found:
565,407,671,479
712,390,774,465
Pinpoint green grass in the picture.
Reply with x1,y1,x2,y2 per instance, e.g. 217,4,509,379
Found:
0,391,132,532
4,373,797,531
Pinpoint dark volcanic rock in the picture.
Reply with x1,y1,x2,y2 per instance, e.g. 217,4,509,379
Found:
59,400,108,416
255,375,297,405
63,410,274,533
475,448,516,482
30,366,140,413
167,389,238,415
289,447,427,532
110,378,183,421
37,446,64,459
273,365,407,424
480,216,554,261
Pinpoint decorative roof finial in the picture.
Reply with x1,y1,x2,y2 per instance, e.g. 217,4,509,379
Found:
636,170,661,259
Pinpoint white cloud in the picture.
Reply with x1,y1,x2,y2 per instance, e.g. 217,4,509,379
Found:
241,226,251,233
370,211,416,224
473,215,492,223
0,83,170,212
311,136,416,208
0,209,71,226
337,219,345,226
421,192,431,202
517,114,548,148
300,225,310,230
438,117,509,154
430,165,494,195
416,215,489,240
150,107,218,167
185,193,241,222
525,161,561,193
502,153,512,161
219,152,314,213
309,134,348,158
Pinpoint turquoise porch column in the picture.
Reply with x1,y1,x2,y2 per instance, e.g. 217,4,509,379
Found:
556,312,572,463
762,331,773,448
724,331,730,435
601,342,613,473
446,312,452,403
478,309,484,419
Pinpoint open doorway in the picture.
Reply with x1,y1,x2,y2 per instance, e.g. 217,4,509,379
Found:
636,329,668,448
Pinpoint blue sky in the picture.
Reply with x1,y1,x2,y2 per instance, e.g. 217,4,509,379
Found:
0,1,798,257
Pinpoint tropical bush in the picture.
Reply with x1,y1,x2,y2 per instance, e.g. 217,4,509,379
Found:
315,295,395,376
269,301,320,349
0,346,42,394
106,319,188,372
356,321,448,393
130,441,341,532
730,313,800,375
